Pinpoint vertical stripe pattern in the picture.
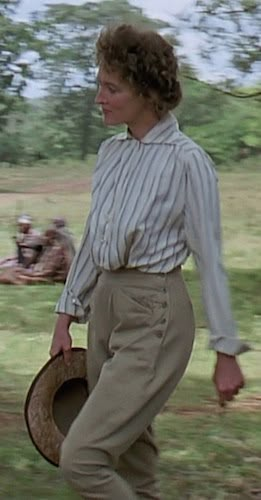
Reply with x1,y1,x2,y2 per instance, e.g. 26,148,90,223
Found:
56,113,249,355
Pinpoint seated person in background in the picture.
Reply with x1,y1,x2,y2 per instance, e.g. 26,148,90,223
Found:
16,214,42,267
0,226,74,285
52,217,67,230
52,216,76,259
0,214,42,269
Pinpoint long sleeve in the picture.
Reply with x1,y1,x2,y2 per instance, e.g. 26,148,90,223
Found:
54,141,110,322
55,215,99,323
184,147,250,355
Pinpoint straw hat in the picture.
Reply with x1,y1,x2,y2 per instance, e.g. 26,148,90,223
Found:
24,348,88,467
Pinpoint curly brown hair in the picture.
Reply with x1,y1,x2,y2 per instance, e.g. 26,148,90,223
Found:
96,24,182,118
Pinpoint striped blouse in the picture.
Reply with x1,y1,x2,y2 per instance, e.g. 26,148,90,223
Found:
56,112,248,356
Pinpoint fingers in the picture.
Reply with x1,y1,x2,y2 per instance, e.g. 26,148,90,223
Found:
63,348,72,366
218,386,242,407
238,379,245,390
49,318,72,365
218,391,234,407
49,342,72,366
49,344,61,358
218,393,227,408
213,357,245,408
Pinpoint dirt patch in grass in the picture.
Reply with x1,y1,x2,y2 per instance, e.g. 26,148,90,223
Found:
29,178,92,194
0,178,92,208
163,395,261,416
0,397,259,433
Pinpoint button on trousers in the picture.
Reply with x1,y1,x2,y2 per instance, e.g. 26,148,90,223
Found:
60,268,195,499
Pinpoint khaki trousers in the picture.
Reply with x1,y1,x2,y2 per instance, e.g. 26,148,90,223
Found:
60,268,195,499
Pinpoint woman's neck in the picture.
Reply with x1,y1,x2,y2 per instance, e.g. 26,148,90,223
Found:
128,111,162,140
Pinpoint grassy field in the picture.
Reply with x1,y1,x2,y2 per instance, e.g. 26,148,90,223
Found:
0,161,260,499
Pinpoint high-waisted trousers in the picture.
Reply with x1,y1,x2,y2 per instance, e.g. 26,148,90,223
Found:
60,267,195,499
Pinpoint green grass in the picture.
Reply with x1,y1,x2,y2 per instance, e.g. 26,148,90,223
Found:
0,161,261,499
0,156,97,193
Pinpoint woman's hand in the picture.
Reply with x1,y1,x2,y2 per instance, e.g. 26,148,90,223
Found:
213,353,245,407
49,313,74,365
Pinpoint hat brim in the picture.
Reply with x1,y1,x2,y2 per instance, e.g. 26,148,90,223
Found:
24,347,88,467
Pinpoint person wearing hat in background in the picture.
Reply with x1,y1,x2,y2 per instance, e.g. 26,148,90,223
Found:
52,216,76,261
15,214,42,268
50,24,249,500
0,214,42,269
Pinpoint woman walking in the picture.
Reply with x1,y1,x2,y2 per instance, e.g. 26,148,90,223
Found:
50,24,248,499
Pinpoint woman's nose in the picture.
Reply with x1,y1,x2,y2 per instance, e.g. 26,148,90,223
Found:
95,87,106,105
95,89,102,104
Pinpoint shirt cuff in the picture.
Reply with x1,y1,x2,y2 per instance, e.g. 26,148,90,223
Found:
208,336,251,355
55,289,90,324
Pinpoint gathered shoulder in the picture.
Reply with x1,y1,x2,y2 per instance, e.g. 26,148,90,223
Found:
176,131,218,179
97,133,125,154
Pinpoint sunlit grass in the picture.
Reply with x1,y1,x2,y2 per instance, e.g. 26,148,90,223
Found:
0,161,260,499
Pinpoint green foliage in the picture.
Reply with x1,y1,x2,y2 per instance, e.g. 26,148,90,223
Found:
0,0,260,166
29,0,167,160
0,0,36,135
0,76,259,166
178,0,261,81
176,78,261,165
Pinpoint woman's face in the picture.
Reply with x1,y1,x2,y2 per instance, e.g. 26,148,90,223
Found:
95,66,148,127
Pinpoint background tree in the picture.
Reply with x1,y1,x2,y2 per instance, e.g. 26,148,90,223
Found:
0,0,259,166
31,0,167,160
177,0,261,97
177,77,260,164
0,0,37,162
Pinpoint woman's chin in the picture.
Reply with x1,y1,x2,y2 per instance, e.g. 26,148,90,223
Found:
103,113,120,126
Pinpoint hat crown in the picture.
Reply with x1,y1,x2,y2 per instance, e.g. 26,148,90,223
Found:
18,214,32,224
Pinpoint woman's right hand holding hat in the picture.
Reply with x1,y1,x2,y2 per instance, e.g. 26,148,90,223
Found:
50,313,74,365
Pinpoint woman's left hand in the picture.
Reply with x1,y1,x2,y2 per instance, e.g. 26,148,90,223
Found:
213,353,245,407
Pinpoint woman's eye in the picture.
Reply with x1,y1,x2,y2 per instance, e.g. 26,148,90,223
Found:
108,86,117,94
